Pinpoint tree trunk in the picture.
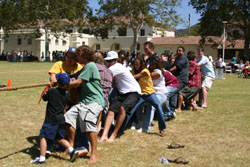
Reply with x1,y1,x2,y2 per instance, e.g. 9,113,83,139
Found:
132,28,138,56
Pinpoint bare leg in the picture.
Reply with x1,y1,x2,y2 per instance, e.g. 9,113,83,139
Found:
97,111,103,134
176,94,183,113
99,111,115,142
88,132,98,164
66,124,76,147
40,137,47,157
108,106,126,142
202,88,208,107
57,139,71,149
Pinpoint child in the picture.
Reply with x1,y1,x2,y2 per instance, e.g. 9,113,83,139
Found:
30,73,78,164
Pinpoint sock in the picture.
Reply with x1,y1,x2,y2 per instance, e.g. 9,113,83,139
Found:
39,155,45,162
68,147,74,153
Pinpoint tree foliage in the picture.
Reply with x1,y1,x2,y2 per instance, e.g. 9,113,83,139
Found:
89,0,182,53
190,0,250,60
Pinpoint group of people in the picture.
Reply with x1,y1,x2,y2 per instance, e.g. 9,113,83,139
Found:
1,50,37,62
31,42,215,164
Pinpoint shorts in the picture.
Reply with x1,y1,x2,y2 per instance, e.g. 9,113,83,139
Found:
179,86,200,100
202,76,214,91
65,103,103,133
109,92,141,114
39,123,65,140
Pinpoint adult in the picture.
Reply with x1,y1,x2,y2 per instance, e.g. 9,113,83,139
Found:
49,47,83,106
215,55,224,79
100,51,141,142
143,41,157,67
169,46,189,117
197,47,215,108
176,51,201,112
65,45,105,163
170,46,189,91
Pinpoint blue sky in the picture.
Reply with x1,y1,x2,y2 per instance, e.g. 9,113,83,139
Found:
88,0,201,30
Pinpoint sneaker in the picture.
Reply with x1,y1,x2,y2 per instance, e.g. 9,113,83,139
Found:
165,113,176,121
70,149,78,162
30,157,46,164
130,122,136,130
136,128,150,133
45,150,51,158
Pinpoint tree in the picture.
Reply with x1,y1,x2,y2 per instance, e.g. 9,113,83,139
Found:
190,0,250,60
89,0,182,54
0,0,89,57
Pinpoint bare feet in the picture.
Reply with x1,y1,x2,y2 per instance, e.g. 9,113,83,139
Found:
88,154,98,164
159,130,166,137
202,104,207,108
99,136,108,143
78,149,88,157
107,135,116,143
175,109,182,113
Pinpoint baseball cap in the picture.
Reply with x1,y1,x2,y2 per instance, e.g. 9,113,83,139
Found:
104,51,118,60
56,73,70,86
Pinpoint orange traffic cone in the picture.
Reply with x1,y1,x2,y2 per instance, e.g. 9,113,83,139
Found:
7,79,12,87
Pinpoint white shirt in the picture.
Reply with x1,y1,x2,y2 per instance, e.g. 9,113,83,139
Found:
109,63,141,94
152,69,168,94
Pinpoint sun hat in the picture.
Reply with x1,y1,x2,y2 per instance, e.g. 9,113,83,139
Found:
104,51,118,60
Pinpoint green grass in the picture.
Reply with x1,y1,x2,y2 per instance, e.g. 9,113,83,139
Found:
0,61,250,167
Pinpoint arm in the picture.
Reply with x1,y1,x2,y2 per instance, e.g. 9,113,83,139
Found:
133,71,147,80
197,61,203,66
151,71,160,80
169,66,177,73
68,78,83,88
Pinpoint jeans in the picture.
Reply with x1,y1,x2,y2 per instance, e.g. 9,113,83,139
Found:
215,68,224,79
165,86,178,115
121,93,167,131
141,93,167,131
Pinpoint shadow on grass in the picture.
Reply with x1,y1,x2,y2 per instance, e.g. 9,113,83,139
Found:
0,136,68,162
0,136,39,160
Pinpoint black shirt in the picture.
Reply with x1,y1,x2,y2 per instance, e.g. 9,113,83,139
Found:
172,55,189,84
42,88,68,125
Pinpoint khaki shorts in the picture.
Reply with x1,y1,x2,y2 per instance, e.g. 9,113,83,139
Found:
202,76,214,91
65,103,103,133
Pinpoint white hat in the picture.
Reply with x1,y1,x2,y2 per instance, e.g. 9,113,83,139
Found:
104,51,118,60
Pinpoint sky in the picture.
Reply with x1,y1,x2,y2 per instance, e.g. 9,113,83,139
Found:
88,0,201,30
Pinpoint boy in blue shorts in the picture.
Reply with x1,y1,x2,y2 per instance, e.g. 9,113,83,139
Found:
30,73,78,164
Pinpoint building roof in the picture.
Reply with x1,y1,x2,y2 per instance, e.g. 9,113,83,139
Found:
217,39,248,49
150,36,221,45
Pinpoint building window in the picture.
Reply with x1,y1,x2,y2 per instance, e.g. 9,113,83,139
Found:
82,41,85,45
140,29,145,36
17,38,22,45
27,38,32,45
96,44,100,50
117,27,127,36
66,29,73,33
83,29,90,34
55,39,59,45
62,40,67,46
137,43,140,50
115,44,120,50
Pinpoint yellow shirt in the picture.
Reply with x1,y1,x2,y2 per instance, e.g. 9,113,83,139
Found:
132,68,155,95
49,61,83,104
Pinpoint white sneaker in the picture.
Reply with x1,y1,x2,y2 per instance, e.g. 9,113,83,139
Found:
130,122,136,130
136,128,150,133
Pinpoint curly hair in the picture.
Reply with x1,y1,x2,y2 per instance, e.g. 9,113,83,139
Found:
76,45,94,62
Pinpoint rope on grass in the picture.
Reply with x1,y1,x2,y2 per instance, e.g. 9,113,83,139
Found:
0,83,48,91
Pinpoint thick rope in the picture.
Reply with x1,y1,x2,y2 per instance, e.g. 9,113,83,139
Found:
0,83,48,91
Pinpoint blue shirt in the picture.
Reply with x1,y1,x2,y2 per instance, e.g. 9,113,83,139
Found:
197,56,215,78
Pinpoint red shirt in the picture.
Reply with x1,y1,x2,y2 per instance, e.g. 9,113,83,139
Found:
188,61,201,88
163,70,179,88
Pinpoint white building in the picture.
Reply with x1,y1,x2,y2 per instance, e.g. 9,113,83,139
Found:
0,24,175,60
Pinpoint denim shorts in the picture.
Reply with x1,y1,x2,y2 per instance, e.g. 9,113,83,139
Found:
39,123,65,140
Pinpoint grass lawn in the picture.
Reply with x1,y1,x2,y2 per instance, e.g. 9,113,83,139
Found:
0,61,250,167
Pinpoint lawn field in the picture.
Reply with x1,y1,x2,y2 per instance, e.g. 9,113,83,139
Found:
0,61,250,167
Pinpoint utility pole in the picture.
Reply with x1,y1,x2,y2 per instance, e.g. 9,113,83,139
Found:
222,21,228,62
188,14,191,34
